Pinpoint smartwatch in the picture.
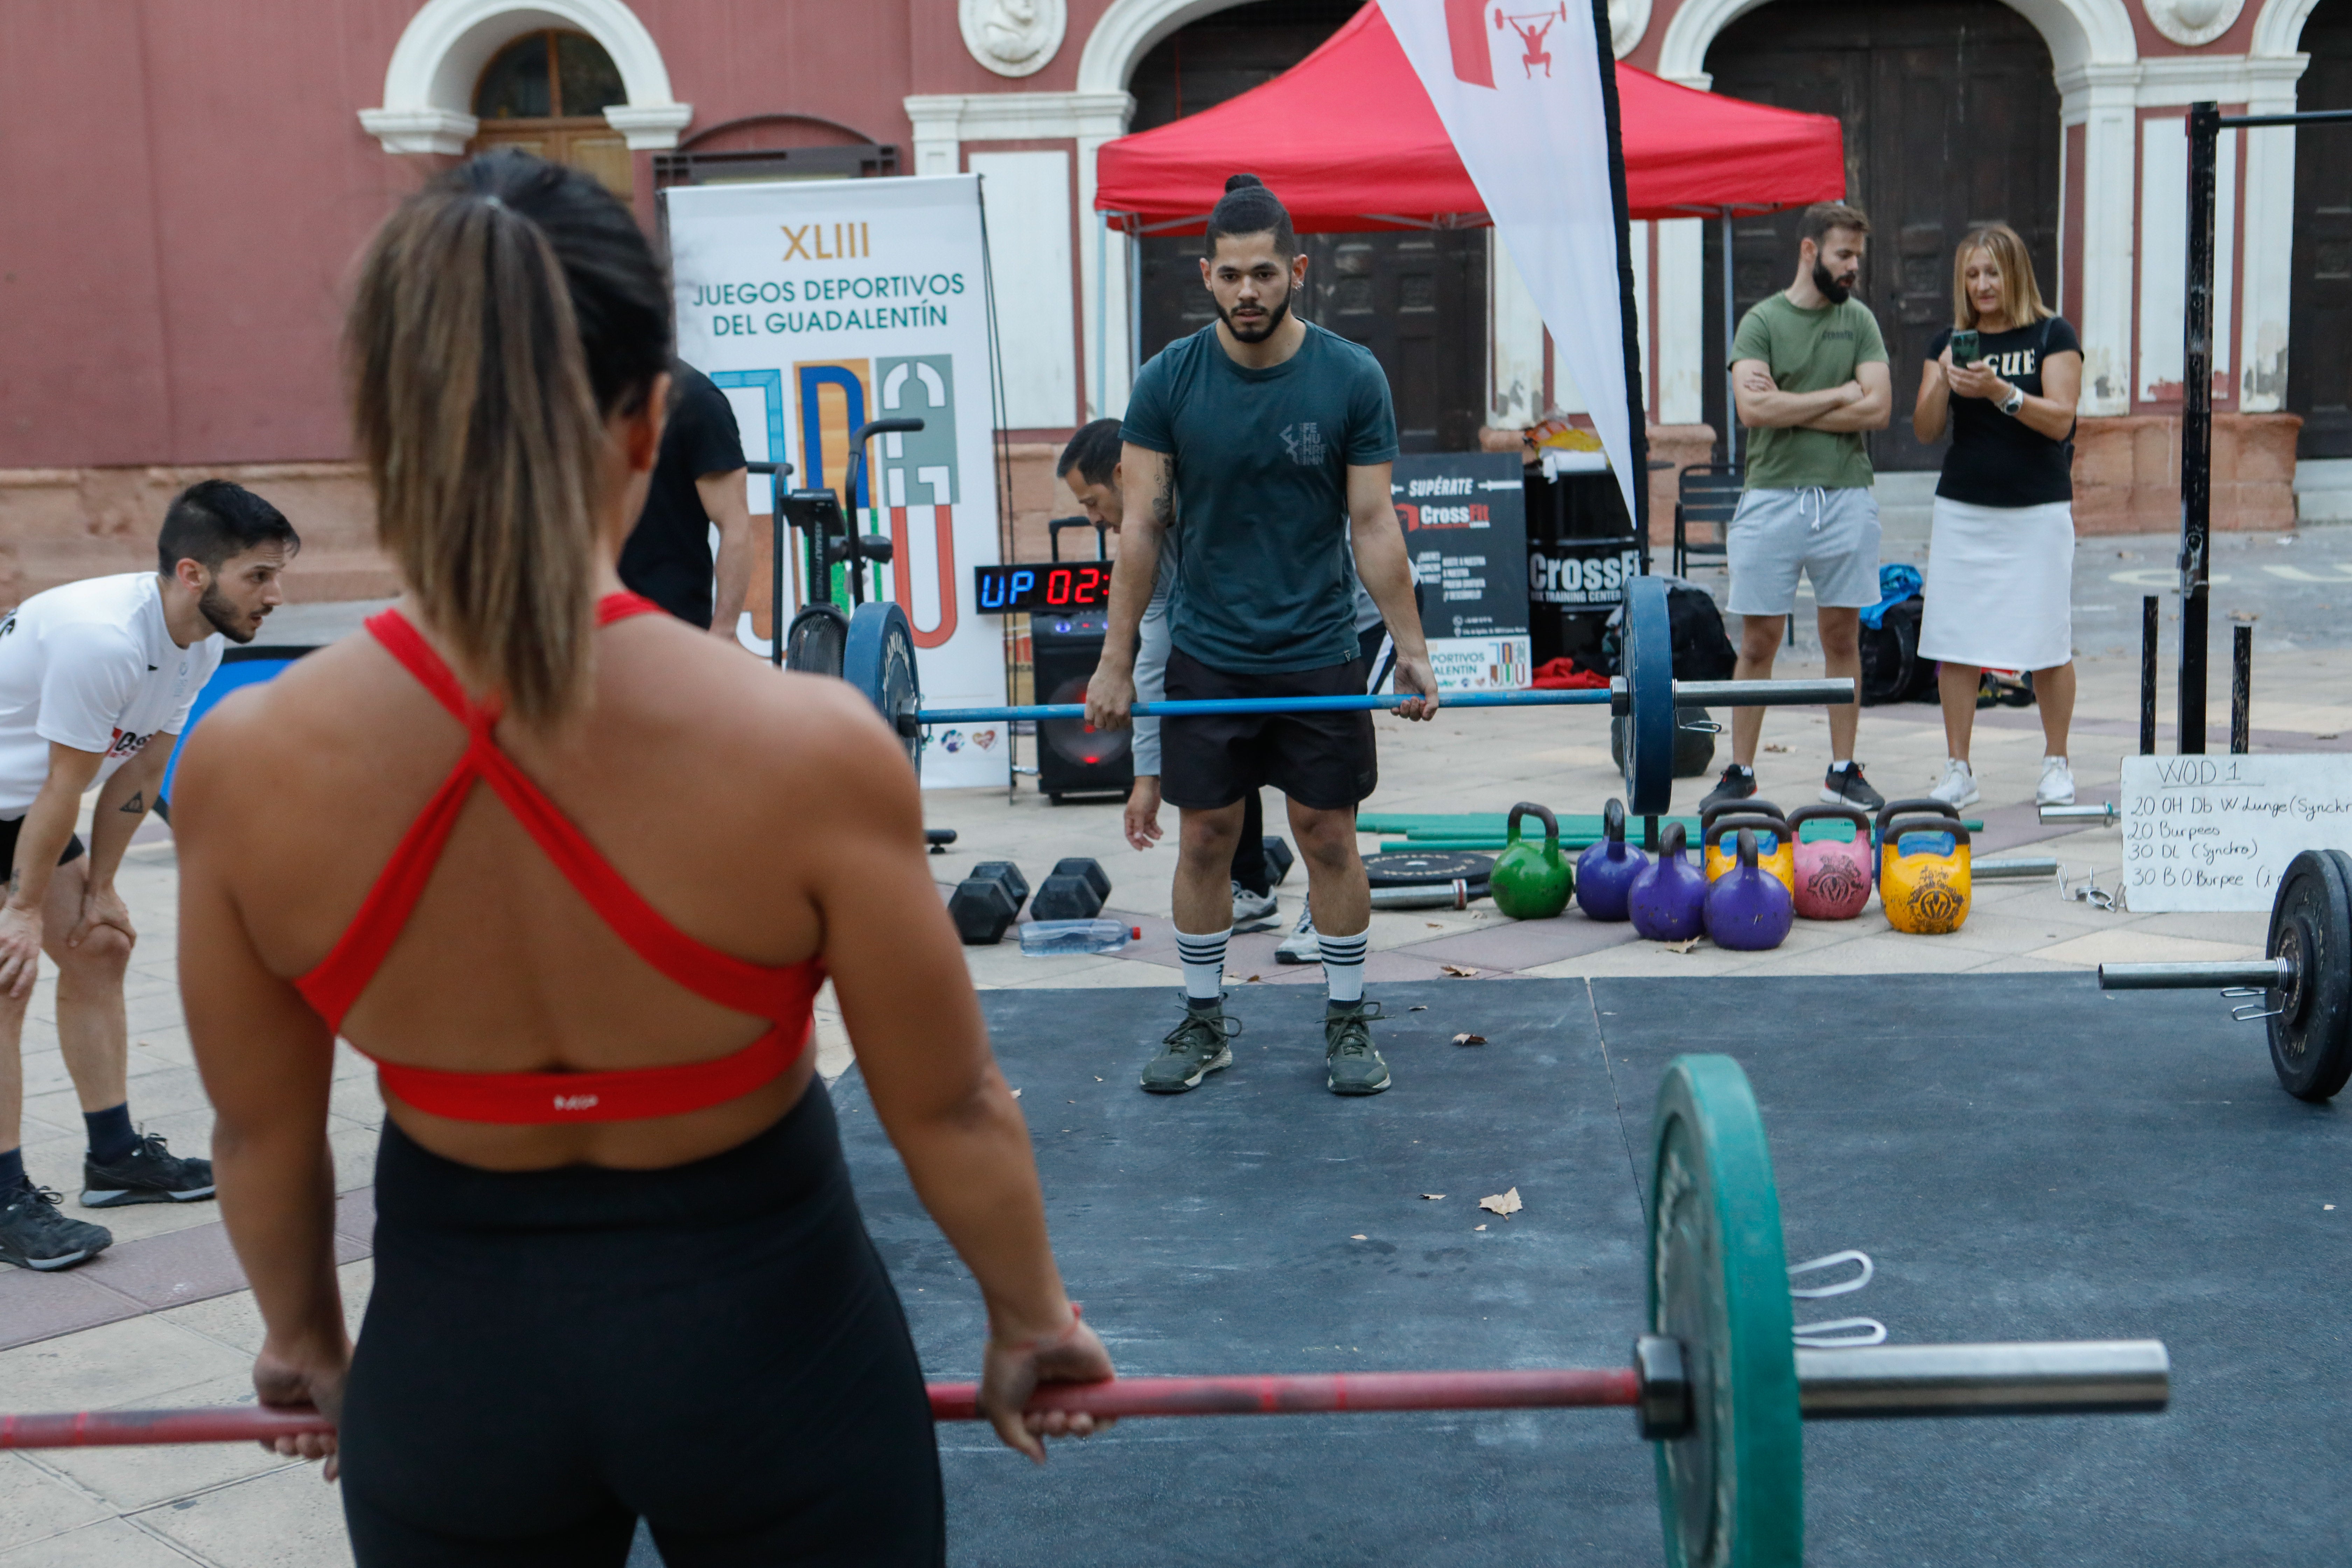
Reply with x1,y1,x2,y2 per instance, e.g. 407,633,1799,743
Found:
1999,386,2026,416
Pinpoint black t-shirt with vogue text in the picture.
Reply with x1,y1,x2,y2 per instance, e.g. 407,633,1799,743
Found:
621,360,747,628
1926,315,2080,509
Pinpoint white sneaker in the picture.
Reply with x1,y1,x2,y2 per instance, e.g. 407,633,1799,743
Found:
1231,881,1278,924
1276,905,1320,965
1928,758,1980,809
2036,756,2076,807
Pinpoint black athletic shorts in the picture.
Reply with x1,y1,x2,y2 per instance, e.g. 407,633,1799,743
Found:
1162,646,1377,812
339,1084,944,1567
0,815,86,874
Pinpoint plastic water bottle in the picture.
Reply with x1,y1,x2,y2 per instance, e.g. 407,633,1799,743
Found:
1018,919,1137,957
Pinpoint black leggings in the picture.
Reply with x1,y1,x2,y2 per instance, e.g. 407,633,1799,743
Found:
339,1085,944,1566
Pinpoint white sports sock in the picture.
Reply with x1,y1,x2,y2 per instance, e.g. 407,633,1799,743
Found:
1176,927,1231,1003
1320,927,1369,1005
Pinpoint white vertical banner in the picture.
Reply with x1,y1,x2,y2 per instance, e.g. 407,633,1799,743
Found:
667,174,1009,789
1380,0,1638,519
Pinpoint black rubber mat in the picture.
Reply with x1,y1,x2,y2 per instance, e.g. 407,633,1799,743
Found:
814,974,2347,1567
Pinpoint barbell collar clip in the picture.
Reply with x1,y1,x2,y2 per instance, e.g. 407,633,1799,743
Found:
1633,1334,1690,1441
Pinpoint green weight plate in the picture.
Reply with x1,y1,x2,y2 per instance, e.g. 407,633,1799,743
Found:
2267,849,2352,1101
1649,1056,1802,1568
843,601,923,772
1620,575,1676,818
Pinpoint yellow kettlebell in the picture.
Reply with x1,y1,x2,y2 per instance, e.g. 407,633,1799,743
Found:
1703,812,1795,898
1881,814,1972,934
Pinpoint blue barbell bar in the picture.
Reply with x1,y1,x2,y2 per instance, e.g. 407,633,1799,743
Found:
916,677,1855,728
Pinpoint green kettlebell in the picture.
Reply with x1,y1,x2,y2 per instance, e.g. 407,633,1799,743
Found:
1492,802,1573,920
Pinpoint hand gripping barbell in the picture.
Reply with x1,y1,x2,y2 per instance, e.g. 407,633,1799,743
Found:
2098,847,2352,1100
0,1056,2166,1567
817,576,1851,818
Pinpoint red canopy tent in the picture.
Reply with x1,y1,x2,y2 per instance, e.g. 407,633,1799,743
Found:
1093,4,1845,233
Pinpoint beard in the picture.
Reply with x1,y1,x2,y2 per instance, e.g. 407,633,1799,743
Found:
1216,283,1293,344
198,582,262,644
1812,259,1857,305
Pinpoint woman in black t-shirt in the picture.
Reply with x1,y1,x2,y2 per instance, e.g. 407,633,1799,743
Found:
1911,223,2084,810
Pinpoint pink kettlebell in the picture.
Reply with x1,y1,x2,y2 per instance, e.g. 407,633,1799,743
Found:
1788,804,1873,920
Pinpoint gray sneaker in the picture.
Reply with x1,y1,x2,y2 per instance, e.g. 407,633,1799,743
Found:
1324,1001,1391,1096
0,1178,113,1271
1141,1003,1240,1093
1276,905,1320,965
1231,881,1278,924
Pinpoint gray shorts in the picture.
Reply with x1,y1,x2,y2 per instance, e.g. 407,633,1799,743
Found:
1725,485,1882,617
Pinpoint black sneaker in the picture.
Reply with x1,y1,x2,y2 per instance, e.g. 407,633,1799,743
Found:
1699,765,1757,814
1324,1001,1391,1096
82,1132,215,1208
1819,761,1885,811
1141,1003,1240,1094
0,1178,113,1270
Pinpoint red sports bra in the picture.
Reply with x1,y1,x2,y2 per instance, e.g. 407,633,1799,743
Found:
293,593,824,1125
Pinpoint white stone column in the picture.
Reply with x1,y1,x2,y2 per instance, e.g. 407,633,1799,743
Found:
2238,54,2308,410
1653,217,1706,426
2059,62,2142,415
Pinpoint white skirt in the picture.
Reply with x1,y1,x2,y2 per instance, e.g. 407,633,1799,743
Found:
1916,496,2075,671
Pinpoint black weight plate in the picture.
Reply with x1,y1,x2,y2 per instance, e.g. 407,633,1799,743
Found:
1620,575,1676,817
784,605,847,676
2267,849,2352,1100
1362,850,1495,888
844,601,922,772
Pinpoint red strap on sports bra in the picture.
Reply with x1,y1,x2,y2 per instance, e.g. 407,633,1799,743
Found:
294,594,821,1122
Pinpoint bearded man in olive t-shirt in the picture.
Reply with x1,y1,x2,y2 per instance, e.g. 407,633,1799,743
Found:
1709,201,1893,817
1085,174,1436,1100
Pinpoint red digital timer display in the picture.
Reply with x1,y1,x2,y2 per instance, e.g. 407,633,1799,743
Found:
974,563,1113,613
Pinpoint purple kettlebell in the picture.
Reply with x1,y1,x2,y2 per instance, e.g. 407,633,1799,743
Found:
1702,828,1794,951
1574,798,1648,922
1628,821,1707,942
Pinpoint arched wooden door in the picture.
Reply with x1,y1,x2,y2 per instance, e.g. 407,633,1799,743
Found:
469,30,632,200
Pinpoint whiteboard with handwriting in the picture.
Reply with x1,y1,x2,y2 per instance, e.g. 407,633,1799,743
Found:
2120,755,2352,911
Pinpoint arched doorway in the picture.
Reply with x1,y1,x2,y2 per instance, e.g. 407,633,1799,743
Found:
1699,0,2062,472
468,29,633,197
1128,0,1488,451
2291,0,2352,457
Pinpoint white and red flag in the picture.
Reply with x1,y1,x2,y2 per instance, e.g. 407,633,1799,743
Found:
1378,0,1644,521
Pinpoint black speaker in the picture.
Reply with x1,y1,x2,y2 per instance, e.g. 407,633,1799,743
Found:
1030,611,1132,803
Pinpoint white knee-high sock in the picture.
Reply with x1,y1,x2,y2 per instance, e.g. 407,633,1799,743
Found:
1320,927,1368,1005
1176,927,1231,1004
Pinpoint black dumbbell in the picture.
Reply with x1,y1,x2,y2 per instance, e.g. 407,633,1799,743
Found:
1031,857,1110,921
1262,836,1295,887
948,861,1029,945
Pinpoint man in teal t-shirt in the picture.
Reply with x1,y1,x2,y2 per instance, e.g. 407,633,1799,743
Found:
1710,201,1893,817
1086,174,1436,1100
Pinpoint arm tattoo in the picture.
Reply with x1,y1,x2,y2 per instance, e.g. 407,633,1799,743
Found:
119,790,144,816
1151,464,1177,529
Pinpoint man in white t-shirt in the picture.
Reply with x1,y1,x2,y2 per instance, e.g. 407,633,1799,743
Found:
0,480,295,1272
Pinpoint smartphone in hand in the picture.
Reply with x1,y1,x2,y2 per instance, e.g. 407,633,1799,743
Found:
1949,328,1981,366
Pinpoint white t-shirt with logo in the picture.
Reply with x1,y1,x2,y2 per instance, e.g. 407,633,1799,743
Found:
0,574,223,817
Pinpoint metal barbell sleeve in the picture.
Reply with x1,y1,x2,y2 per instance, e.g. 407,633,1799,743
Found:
2098,958,2292,991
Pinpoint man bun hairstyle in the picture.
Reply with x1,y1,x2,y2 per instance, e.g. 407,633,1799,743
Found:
344,149,671,729
157,479,300,578
1204,173,1296,259
1797,201,1871,250
1056,418,1124,489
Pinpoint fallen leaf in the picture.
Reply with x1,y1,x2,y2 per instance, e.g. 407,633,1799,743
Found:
1010,1088,1022,1098
1409,1004,1428,1011
1245,974,1263,983
1451,1032,1487,1047
1442,964,1480,977
1425,922,1443,928
1421,1193,1446,1200
1667,937,1701,954
1763,742,1790,753
1479,1187,1523,1218
1350,1234,1367,1240
1474,1223,1488,1231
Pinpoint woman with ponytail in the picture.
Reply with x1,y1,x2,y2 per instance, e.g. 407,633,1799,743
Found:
172,151,1108,1564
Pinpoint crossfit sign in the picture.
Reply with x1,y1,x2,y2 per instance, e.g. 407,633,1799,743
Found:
1530,539,1644,608
2119,754,2352,911
667,175,1007,789
1393,452,1530,693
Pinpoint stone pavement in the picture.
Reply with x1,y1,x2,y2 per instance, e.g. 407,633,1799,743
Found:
4,528,2345,1563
